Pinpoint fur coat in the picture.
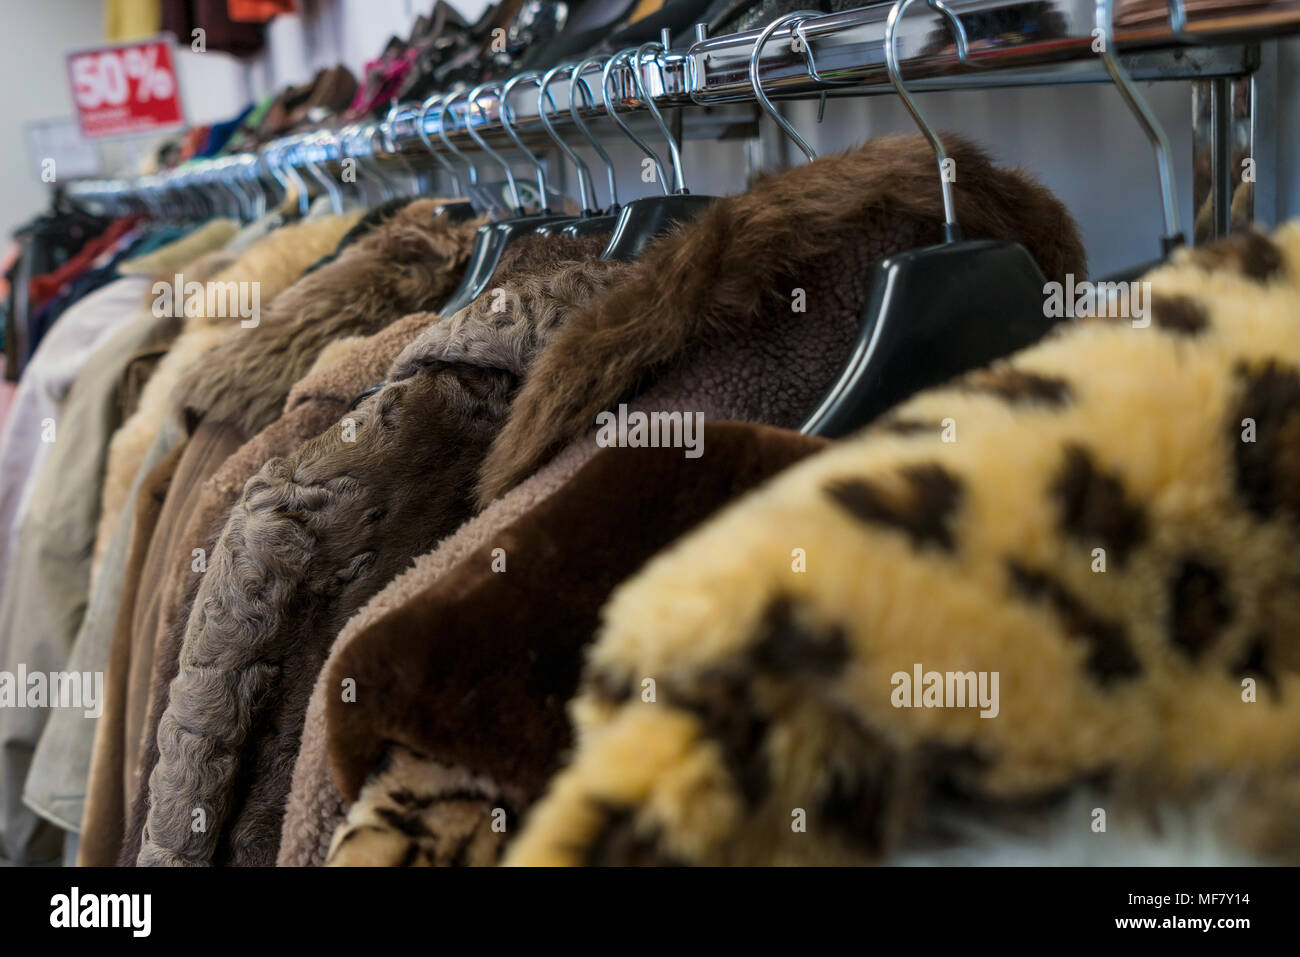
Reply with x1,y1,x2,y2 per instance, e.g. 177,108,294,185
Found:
277,133,1087,865
90,215,360,583
325,424,829,865
501,224,1300,865
101,199,481,866
134,234,616,866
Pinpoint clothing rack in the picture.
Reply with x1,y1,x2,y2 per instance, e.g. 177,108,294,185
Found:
66,0,1300,240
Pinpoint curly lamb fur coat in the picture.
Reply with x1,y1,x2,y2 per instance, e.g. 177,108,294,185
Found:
134,234,616,866
272,133,1087,866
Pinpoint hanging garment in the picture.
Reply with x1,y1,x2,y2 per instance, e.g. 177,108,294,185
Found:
130,199,480,716
226,0,296,23
104,199,480,866
104,0,163,41
323,422,829,865
0,275,154,865
474,134,1085,503
78,200,467,865
161,0,266,55
10,302,183,840
90,214,358,583
132,233,616,866
4,249,231,867
280,132,1088,866
6,208,111,380
0,276,154,604
27,217,141,314
502,224,1300,866
116,219,239,277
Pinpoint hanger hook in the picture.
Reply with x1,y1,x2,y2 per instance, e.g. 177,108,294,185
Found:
570,56,619,209
538,64,598,213
885,0,967,238
602,49,670,196
1096,0,1182,244
381,102,421,196
417,93,464,194
439,88,480,186
750,11,823,163
303,131,344,214
261,145,291,207
273,137,312,217
341,123,392,203
499,72,551,211
466,83,523,212
365,123,398,200
632,42,686,193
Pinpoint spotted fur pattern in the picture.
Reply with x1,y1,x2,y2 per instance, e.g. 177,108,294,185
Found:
326,745,526,866
502,223,1300,866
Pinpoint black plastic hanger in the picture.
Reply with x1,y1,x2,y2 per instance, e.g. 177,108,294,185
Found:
503,65,587,236
438,83,570,315
526,57,626,238
799,2,1053,437
1094,0,1186,282
599,39,714,261
559,55,623,236
416,90,488,222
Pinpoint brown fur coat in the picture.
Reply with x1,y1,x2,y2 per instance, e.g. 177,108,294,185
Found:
477,134,1085,504
135,234,615,865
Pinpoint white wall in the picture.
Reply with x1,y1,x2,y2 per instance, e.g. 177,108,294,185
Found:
0,0,108,237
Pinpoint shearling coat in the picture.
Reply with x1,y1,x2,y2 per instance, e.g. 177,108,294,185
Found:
135,234,616,866
325,423,829,865
100,199,480,866
504,224,1300,866
280,133,1088,866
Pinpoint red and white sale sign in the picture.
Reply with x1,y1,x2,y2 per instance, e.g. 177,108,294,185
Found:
67,37,185,139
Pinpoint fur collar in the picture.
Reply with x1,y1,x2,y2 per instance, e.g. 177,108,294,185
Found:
476,134,1086,506
387,233,620,383
174,199,479,438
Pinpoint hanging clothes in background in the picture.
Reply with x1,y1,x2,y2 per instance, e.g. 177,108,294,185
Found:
104,0,163,42
160,0,267,56
0,273,155,865
226,0,297,23
275,134,1085,865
